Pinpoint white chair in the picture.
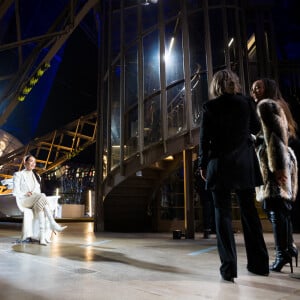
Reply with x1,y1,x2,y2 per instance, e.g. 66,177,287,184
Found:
15,195,60,242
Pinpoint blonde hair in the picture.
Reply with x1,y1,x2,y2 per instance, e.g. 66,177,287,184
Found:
209,69,241,98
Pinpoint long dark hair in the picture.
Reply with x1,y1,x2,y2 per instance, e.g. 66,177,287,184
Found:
258,78,297,139
23,154,42,185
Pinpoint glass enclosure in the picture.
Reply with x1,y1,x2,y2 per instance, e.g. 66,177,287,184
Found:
97,0,276,229
100,0,248,176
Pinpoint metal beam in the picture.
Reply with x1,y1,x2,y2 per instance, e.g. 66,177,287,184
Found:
0,0,14,20
0,0,99,127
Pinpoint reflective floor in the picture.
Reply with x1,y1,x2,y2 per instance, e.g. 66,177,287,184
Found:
0,222,300,300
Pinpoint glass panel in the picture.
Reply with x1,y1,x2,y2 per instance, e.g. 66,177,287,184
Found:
124,45,138,158
143,30,160,97
124,0,138,7
110,63,121,169
187,0,203,11
247,31,258,85
227,8,238,71
103,80,108,178
142,1,159,32
247,24,257,62
188,10,206,74
209,8,226,70
226,0,237,5
124,107,138,158
144,94,161,146
125,46,138,108
208,0,223,5
167,81,186,137
191,73,208,127
160,166,184,221
163,0,181,20
124,6,137,46
165,20,184,85
110,0,120,11
263,23,272,64
111,11,121,59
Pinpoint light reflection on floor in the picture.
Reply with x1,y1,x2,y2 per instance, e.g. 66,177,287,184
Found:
0,222,300,300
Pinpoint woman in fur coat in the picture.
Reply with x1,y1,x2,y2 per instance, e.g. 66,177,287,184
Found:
251,78,298,272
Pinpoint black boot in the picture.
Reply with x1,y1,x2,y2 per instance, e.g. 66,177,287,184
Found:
268,211,293,273
287,215,298,267
289,244,298,267
270,249,293,273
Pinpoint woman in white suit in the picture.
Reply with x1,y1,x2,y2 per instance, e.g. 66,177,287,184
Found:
13,155,67,245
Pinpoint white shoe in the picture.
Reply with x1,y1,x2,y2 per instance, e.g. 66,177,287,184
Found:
40,233,47,246
52,223,68,232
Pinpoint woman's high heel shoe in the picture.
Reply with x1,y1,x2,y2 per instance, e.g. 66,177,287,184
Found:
270,251,293,273
289,244,298,267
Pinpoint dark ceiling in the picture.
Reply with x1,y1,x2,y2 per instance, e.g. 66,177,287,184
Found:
0,0,99,148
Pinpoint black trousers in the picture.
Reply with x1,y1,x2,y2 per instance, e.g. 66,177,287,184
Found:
211,188,269,278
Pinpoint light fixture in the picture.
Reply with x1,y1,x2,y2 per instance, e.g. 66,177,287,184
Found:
142,0,158,5
168,36,175,56
18,62,50,102
164,155,174,161
228,37,234,47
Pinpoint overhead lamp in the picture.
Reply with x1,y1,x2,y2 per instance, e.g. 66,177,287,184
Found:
142,0,158,5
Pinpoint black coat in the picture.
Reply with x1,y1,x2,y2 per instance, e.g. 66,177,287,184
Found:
199,93,263,190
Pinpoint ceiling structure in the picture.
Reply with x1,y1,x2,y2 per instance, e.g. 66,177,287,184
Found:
0,0,99,146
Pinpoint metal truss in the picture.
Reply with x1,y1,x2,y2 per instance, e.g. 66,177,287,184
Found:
0,111,97,176
0,0,99,126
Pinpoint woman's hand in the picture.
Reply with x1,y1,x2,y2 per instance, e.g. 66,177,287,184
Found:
275,169,288,185
200,169,207,181
26,191,33,197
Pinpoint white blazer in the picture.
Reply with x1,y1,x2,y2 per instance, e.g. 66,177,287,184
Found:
13,170,42,211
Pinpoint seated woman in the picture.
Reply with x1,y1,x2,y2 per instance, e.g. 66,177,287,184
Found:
13,154,67,245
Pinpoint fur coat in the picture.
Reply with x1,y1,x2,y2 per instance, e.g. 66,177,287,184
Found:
255,98,298,202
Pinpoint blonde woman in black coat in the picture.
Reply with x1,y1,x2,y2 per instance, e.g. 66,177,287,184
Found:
252,78,298,273
199,69,269,282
